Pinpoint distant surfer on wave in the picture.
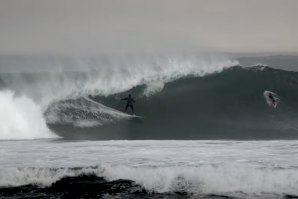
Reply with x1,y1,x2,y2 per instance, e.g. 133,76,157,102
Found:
268,93,276,106
264,91,279,108
122,94,135,114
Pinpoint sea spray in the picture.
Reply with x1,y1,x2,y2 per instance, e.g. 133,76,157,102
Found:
0,55,238,132
0,55,238,107
0,90,58,140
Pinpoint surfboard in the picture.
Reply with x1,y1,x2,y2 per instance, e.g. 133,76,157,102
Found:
84,96,144,118
263,91,280,108
129,114,144,119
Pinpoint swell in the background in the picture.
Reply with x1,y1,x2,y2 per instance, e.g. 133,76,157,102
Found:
0,54,236,140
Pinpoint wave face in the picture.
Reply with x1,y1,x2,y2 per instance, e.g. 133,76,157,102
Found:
49,66,298,140
1,55,298,140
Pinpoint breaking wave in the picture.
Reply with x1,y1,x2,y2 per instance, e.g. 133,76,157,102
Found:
2,55,298,140
0,55,236,140
1,164,298,198
47,66,298,140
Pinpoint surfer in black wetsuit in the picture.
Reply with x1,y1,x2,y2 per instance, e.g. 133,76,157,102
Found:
268,92,276,105
122,94,135,114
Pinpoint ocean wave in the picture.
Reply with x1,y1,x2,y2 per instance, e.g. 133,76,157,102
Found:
0,55,237,139
2,57,298,140
47,66,298,139
1,164,298,198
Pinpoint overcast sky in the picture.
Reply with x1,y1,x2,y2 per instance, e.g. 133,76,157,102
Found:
0,0,298,55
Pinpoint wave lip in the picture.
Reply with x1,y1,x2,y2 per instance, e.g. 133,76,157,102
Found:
1,55,238,106
45,97,131,127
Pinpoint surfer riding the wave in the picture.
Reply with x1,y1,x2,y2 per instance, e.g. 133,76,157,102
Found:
264,91,279,108
121,94,135,114
268,93,276,106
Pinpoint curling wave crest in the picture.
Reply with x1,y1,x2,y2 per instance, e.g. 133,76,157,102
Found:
0,55,237,139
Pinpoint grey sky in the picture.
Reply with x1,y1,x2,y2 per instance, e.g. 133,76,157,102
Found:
0,0,297,55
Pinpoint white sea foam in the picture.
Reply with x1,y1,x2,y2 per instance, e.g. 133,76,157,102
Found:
1,140,298,197
0,91,58,140
0,167,99,187
1,164,298,197
102,164,298,196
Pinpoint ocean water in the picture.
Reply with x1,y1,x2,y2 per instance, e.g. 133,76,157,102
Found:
1,55,298,198
1,140,298,198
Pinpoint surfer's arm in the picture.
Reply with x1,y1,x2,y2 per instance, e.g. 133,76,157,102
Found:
121,98,128,101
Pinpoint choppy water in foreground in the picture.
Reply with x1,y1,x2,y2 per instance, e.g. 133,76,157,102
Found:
1,140,298,198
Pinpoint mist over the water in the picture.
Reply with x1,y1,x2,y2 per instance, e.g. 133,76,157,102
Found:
0,54,236,102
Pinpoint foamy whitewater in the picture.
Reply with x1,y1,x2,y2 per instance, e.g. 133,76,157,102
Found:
0,91,56,140
1,140,298,198
1,55,298,198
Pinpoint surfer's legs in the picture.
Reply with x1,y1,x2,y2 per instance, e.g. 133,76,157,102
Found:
125,104,129,112
130,105,134,114
125,103,134,114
